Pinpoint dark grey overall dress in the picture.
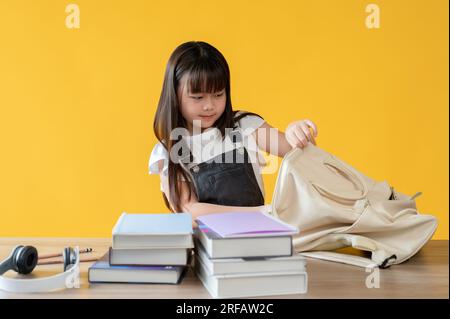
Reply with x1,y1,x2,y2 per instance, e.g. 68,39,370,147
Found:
179,124,264,207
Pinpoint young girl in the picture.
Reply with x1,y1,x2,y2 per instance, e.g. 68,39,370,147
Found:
149,41,318,225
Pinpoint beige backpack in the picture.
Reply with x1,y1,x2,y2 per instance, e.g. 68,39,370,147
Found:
270,143,438,268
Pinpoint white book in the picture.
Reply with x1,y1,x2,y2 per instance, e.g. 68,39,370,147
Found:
109,247,191,266
195,256,308,299
194,222,293,259
195,240,306,275
89,252,187,284
112,212,194,249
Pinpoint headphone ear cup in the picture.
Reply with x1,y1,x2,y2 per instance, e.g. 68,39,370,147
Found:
14,246,38,275
63,247,70,272
63,247,76,272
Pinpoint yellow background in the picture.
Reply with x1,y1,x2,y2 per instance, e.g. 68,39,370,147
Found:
0,0,448,238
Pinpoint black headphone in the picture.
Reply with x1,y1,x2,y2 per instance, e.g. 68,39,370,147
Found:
0,245,77,276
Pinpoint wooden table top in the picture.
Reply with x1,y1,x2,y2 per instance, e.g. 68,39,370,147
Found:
0,238,448,299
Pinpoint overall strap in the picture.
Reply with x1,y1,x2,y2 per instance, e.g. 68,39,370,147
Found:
178,125,244,170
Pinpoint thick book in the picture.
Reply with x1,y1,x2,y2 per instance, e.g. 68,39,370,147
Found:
112,212,194,249
194,220,293,259
88,252,188,284
109,247,191,266
195,255,308,298
195,239,306,275
195,211,298,238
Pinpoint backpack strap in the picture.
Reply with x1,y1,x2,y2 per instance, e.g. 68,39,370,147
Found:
299,251,379,269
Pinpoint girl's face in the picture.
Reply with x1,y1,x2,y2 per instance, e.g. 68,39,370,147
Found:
177,75,226,133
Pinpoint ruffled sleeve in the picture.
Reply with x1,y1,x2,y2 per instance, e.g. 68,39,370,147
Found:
235,110,266,136
235,110,268,169
148,142,169,176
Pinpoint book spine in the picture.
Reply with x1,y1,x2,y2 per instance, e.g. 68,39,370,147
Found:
87,268,92,283
112,212,127,236
290,237,293,256
195,227,214,258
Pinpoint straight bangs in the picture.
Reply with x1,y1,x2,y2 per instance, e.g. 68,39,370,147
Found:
184,59,228,95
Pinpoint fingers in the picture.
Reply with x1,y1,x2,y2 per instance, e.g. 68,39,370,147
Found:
293,125,308,148
304,119,318,137
286,129,302,149
286,120,319,150
300,122,316,145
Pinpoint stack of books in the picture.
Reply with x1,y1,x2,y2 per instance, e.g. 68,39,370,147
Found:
193,212,308,298
88,212,194,284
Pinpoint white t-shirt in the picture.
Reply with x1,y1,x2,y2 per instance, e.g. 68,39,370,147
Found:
148,111,267,198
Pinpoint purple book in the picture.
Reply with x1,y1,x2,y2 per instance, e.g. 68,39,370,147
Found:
196,212,298,238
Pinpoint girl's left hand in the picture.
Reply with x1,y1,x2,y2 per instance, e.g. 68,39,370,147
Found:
285,119,318,149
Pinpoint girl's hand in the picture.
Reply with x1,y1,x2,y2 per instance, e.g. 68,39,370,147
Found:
285,119,318,149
